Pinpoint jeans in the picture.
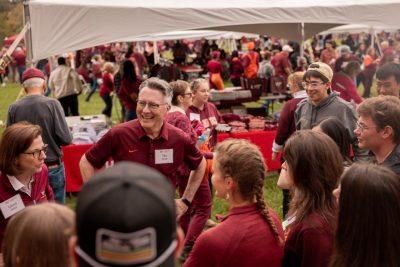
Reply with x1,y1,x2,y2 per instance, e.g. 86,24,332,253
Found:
125,108,137,121
48,162,66,204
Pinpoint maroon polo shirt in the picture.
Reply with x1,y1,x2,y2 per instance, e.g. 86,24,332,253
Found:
187,102,221,148
85,119,203,185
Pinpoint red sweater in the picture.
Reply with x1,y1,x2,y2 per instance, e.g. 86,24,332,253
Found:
331,73,363,104
275,96,306,146
282,213,335,267
99,72,114,97
185,204,284,267
0,166,54,246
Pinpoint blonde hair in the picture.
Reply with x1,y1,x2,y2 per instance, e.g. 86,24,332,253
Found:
3,203,75,267
215,139,282,244
288,71,305,91
102,62,114,73
190,78,208,93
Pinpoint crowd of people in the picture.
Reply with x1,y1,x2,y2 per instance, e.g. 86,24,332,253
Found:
0,30,400,267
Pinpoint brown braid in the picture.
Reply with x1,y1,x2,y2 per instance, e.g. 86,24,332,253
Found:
215,139,282,244
255,181,283,245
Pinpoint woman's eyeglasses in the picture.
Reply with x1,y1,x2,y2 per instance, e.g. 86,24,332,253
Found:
23,144,48,159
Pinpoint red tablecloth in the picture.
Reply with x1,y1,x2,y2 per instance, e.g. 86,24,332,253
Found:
62,144,114,192
62,130,281,192
217,130,281,171
62,144,93,193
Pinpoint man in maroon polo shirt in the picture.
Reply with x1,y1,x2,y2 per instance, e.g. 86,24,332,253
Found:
79,77,206,217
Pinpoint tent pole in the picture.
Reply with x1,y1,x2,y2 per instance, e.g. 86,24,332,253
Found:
153,41,159,64
369,27,375,49
300,22,305,58
23,0,34,67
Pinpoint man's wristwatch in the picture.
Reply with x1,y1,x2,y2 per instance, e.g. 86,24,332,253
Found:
181,198,191,208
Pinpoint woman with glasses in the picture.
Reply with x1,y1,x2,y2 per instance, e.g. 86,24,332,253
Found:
0,122,54,246
166,80,212,262
277,130,343,267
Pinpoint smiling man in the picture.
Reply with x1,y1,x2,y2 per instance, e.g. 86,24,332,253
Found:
355,96,400,175
375,62,400,98
295,62,362,157
79,78,206,217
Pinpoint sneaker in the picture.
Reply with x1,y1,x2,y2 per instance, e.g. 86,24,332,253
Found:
1,83,5,87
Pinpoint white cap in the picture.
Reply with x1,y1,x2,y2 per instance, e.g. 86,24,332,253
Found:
282,45,293,53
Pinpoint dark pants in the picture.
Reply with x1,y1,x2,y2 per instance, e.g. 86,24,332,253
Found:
125,108,137,121
58,94,79,116
178,176,212,247
102,94,113,117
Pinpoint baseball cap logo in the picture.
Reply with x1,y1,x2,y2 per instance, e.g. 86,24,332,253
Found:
96,227,157,265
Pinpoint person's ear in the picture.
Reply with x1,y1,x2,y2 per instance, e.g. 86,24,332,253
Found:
325,81,332,90
42,81,47,94
175,227,185,259
381,125,394,140
69,236,79,267
177,95,184,104
225,176,234,191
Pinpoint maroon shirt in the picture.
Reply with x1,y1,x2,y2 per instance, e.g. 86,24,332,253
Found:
186,102,221,148
119,79,141,110
275,96,306,146
271,52,291,79
282,213,335,267
0,166,54,246
332,72,363,104
166,110,197,177
99,72,114,97
85,119,203,185
185,204,284,267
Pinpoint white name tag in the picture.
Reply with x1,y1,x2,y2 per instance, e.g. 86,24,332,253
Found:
155,149,173,164
0,194,25,219
189,113,201,122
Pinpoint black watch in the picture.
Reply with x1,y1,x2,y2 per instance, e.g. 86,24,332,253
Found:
181,198,191,208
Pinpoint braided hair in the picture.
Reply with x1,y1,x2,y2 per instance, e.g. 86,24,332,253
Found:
215,139,282,244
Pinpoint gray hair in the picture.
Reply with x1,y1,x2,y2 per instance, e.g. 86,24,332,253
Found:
22,77,45,89
139,77,172,105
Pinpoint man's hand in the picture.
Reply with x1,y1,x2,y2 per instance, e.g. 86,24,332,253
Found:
175,199,189,219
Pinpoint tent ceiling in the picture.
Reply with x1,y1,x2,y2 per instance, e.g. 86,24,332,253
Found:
27,0,400,60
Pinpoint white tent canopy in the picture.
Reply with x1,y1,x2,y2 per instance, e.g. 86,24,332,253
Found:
123,30,259,42
320,24,398,35
26,0,400,60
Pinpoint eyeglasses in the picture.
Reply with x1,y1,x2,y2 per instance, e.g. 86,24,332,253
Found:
183,92,193,97
23,144,48,159
137,100,168,110
302,81,325,89
376,81,393,89
356,121,377,132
